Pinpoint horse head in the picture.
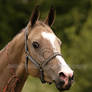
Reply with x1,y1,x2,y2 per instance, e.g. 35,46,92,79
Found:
25,6,74,91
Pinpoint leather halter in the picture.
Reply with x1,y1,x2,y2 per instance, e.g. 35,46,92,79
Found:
25,27,62,83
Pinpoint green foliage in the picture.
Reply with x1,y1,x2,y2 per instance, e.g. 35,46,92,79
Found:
0,0,92,92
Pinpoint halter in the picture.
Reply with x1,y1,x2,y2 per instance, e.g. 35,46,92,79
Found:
25,27,62,83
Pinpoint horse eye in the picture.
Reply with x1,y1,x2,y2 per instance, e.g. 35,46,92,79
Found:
32,41,39,48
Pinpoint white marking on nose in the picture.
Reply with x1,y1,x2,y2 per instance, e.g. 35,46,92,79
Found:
41,32,56,49
41,32,73,76
56,56,73,77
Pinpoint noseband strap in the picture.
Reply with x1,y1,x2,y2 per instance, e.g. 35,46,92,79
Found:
25,28,62,83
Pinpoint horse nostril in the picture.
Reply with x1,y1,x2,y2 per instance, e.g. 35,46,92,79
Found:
69,74,74,81
59,72,66,78
71,74,74,80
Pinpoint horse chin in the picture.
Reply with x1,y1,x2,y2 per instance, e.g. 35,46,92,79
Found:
54,80,72,92
56,84,71,92
46,81,71,91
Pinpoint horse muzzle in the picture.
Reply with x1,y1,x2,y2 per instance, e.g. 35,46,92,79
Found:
54,72,74,91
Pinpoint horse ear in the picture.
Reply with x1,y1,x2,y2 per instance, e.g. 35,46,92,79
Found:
44,7,55,27
30,6,40,27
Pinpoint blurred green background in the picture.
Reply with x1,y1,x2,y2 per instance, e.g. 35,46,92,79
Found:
0,0,92,92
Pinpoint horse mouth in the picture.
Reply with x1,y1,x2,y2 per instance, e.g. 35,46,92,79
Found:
46,80,72,91
55,81,71,91
53,78,73,91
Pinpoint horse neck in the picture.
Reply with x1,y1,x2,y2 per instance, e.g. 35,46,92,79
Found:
0,29,28,92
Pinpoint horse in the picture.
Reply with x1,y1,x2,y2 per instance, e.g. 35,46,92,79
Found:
0,6,74,92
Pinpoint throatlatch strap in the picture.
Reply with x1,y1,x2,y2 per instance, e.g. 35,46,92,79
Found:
25,56,29,72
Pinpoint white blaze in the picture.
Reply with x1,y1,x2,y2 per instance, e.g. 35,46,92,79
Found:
41,32,56,49
41,32,73,76
56,56,73,76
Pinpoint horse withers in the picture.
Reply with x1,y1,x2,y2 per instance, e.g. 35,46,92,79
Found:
0,6,74,92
